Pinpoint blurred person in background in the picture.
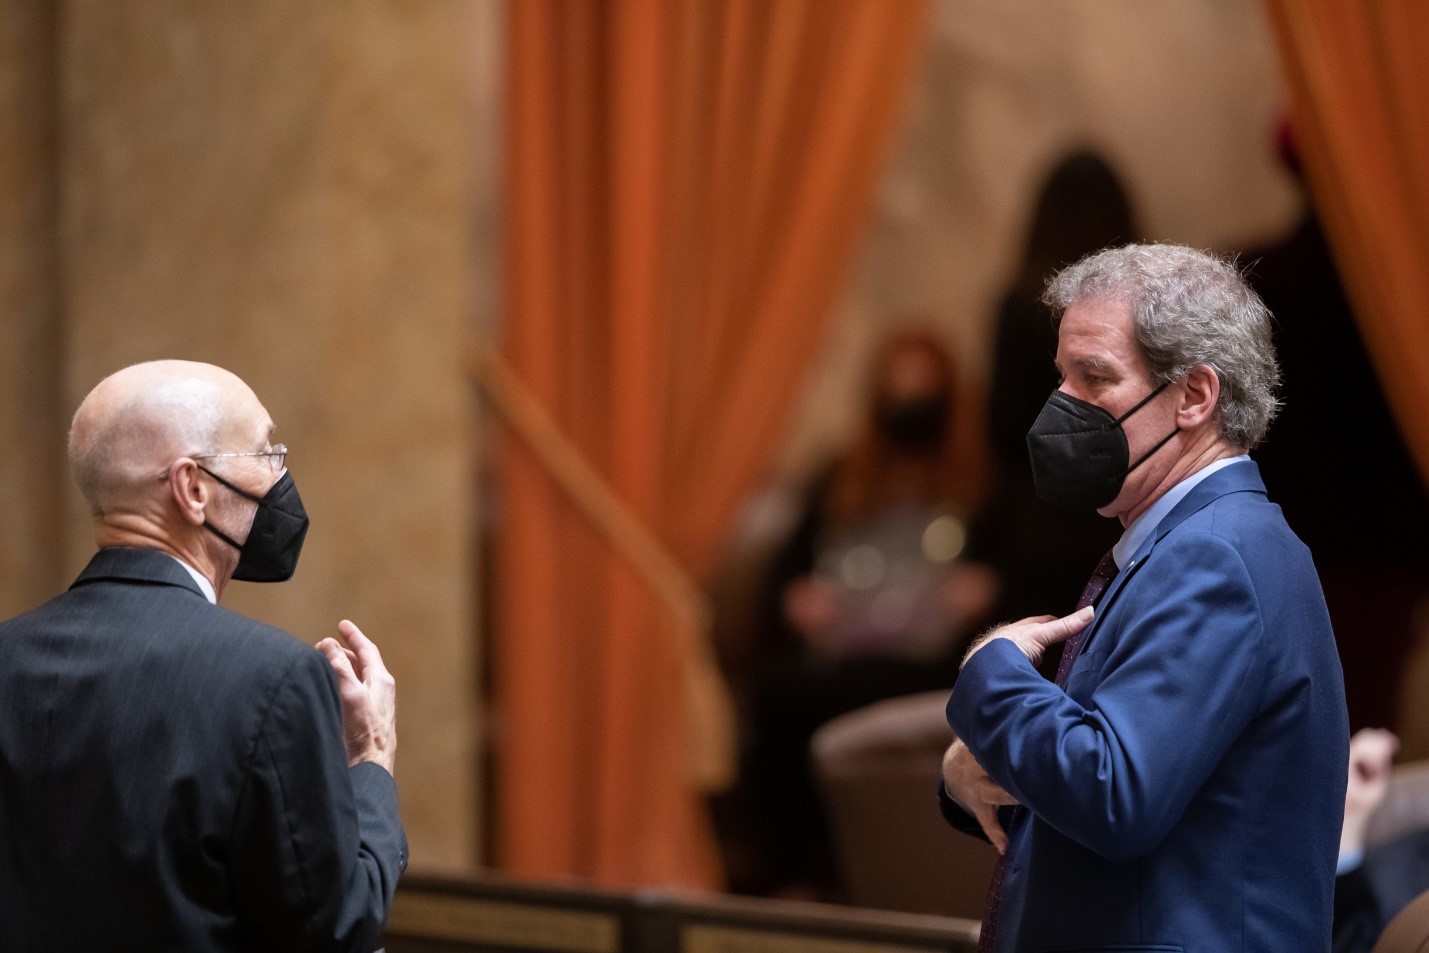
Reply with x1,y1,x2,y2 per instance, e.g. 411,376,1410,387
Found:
976,150,1138,670
735,327,996,900
1333,728,1429,953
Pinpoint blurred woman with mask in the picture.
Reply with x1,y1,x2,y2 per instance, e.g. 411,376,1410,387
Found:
736,327,995,900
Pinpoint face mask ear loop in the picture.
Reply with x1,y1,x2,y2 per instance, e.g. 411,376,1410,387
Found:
1113,380,1171,426
202,521,245,551
195,464,267,552
1125,427,1180,475
195,464,266,504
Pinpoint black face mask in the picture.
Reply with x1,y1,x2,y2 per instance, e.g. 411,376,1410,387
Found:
1025,383,1178,509
877,396,949,452
199,467,310,582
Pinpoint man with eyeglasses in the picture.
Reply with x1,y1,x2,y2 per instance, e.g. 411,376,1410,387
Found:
0,360,406,952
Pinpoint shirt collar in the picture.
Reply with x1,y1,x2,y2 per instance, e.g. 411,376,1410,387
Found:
166,554,218,604
1111,454,1250,570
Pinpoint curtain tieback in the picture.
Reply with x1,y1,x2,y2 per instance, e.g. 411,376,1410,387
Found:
472,337,737,792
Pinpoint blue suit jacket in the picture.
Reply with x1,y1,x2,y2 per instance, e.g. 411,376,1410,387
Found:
943,460,1349,952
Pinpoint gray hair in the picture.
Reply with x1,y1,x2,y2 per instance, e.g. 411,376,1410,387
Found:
1043,243,1280,449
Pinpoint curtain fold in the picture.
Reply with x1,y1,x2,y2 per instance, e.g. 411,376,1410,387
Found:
1264,1,1429,485
499,0,929,889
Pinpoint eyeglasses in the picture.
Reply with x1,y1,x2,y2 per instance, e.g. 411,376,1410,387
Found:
191,444,289,474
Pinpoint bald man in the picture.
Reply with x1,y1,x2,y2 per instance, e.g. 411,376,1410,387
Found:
0,361,407,952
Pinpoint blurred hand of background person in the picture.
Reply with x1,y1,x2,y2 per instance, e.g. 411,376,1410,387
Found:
1330,727,1424,953
1342,728,1399,862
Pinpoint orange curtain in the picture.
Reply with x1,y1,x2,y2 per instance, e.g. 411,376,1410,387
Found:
498,0,929,889
1264,2,1429,484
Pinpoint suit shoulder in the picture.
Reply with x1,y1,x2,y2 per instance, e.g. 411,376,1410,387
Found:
1156,515,1256,563
1178,489,1311,558
105,597,326,701
203,603,309,652
206,605,334,681
188,608,342,740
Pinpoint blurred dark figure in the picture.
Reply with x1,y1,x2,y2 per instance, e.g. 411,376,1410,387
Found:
975,152,1135,651
732,328,996,901
1246,118,1429,731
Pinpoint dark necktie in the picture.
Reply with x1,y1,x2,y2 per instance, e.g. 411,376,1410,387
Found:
977,549,1119,953
1054,549,1119,686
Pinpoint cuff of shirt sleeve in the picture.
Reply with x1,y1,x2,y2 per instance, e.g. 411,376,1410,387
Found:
1336,846,1364,876
352,760,409,875
938,778,991,843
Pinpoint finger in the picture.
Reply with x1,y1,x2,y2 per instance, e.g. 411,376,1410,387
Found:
971,800,1008,855
1036,605,1095,648
317,637,362,689
338,619,388,682
321,637,359,666
1354,731,1399,771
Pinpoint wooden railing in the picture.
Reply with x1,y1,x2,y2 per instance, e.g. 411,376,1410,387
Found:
383,872,980,953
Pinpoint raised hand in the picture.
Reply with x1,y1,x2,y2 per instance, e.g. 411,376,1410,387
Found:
317,619,398,773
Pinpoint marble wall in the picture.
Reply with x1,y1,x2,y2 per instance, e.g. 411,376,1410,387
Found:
0,1,65,619
1,0,492,871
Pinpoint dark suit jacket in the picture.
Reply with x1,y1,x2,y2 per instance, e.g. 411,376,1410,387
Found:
941,461,1349,952
1334,829,1429,953
0,547,408,952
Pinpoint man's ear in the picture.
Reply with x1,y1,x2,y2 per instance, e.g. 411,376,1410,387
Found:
1177,364,1221,429
168,458,210,526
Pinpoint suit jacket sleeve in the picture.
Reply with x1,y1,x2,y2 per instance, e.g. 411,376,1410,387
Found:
948,530,1266,863
937,779,991,842
229,649,408,952
1332,865,1380,953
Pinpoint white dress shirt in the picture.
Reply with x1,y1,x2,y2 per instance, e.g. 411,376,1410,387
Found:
1110,454,1250,571
166,554,217,604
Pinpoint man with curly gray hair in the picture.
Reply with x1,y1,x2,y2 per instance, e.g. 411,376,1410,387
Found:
938,244,1349,952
